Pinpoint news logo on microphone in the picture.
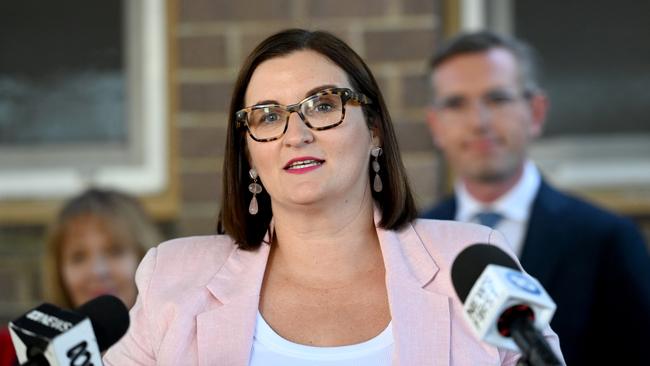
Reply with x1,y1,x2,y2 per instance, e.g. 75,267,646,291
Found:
451,244,563,365
463,264,556,351
8,294,129,366
9,303,102,365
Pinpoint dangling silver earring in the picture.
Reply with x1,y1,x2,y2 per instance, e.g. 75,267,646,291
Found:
248,168,262,215
371,146,383,193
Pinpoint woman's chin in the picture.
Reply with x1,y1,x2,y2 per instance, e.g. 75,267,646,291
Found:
279,187,326,205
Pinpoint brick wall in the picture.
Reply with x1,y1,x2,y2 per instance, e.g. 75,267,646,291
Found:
0,227,43,325
176,0,444,236
2,0,650,330
0,0,445,326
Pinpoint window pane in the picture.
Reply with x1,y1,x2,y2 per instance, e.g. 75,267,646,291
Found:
0,1,125,145
514,0,650,137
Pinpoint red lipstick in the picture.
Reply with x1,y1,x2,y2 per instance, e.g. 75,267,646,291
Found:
283,156,325,174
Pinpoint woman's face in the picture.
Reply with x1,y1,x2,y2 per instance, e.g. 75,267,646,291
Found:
244,50,377,210
60,214,139,308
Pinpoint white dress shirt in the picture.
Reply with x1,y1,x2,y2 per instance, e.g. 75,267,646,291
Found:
455,160,542,257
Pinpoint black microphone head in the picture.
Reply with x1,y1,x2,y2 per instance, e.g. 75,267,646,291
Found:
75,295,130,352
451,243,519,303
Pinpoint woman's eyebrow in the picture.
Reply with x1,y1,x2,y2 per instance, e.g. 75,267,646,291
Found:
252,99,279,106
304,84,337,97
251,84,339,106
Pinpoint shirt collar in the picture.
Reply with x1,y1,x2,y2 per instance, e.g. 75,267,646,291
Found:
455,160,541,222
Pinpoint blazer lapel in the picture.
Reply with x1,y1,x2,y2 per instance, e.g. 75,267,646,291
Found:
519,181,566,285
197,243,271,366
388,277,451,366
376,216,451,366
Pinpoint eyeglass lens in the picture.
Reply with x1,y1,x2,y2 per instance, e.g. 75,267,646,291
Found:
247,93,343,139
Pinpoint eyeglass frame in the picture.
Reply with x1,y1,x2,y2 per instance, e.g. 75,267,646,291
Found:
235,87,372,142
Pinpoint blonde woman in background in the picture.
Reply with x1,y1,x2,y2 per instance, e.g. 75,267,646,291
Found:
42,187,163,309
1,188,163,366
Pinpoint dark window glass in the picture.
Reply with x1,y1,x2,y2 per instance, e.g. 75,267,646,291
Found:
514,0,650,137
0,1,125,145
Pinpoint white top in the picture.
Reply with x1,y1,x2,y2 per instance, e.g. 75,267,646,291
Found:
249,312,394,366
455,160,542,257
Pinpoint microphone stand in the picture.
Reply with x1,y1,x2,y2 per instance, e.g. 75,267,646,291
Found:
20,353,48,366
510,317,562,366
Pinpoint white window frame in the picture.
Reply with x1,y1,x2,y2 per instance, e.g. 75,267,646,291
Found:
0,0,168,199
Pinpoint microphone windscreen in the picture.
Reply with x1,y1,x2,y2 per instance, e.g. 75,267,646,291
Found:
75,295,130,351
451,243,519,303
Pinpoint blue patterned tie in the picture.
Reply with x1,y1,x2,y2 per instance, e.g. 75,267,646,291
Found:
474,211,503,228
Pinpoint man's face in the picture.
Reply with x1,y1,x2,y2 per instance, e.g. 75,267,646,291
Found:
427,48,546,184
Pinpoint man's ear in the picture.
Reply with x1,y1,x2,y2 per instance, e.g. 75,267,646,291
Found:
528,92,549,138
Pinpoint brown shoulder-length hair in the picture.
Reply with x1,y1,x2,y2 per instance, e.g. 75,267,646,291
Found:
217,29,417,250
43,188,162,308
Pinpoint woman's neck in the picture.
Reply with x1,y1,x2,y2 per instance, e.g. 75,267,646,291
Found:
268,193,381,287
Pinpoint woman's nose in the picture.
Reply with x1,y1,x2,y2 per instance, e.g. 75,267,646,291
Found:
90,255,111,277
282,112,314,147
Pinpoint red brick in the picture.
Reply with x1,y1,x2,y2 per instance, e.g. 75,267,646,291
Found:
307,0,389,18
394,122,435,152
180,0,292,22
178,214,220,236
373,74,390,95
180,126,228,158
240,28,290,62
402,0,437,14
402,73,432,108
179,35,227,68
365,29,436,62
0,258,40,303
0,266,19,301
404,155,443,208
180,82,233,113
181,171,222,203
240,29,353,63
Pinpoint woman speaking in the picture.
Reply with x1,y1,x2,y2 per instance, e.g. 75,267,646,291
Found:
104,29,563,365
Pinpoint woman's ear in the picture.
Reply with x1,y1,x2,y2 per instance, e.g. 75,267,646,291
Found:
370,127,381,147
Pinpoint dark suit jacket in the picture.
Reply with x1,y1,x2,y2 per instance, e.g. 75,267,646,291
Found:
421,180,650,366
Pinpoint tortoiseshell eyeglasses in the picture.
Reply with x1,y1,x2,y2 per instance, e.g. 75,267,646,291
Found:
235,87,372,142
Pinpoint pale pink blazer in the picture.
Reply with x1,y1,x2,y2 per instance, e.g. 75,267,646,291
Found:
104,217,563,366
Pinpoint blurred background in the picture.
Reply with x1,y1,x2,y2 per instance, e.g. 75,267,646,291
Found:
1,0,649,324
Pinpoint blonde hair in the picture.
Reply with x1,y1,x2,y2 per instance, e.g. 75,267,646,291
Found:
42,188,163,308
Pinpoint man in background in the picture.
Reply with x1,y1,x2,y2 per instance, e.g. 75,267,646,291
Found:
421,31,650,365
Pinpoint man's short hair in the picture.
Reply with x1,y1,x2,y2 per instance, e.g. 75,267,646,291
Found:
429,31,542,96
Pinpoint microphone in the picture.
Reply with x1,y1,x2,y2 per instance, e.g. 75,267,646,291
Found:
8,295,129,366
451,244,562,366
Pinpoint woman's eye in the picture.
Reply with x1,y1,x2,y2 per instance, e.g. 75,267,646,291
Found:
68,251,87,265
259,113,280,123
264,113,280,122
108,245,127,258
315,103,333,112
